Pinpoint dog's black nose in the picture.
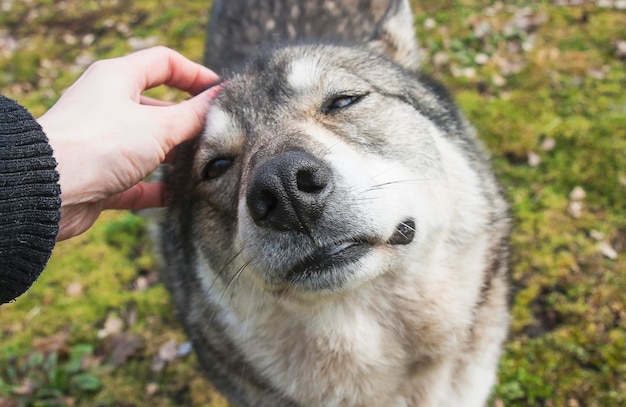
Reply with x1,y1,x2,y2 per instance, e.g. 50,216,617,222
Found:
247,150,333,233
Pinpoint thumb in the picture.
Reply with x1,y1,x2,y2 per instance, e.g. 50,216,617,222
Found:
155,87,218,151
104,182,166,210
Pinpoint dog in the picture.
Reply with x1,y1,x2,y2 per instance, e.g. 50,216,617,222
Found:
157,0,511,405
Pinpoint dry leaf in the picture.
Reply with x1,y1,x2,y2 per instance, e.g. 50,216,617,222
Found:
159,339,178,362
128,36,159,51
145,383,159,397
98,314,124,339
568,201,583,219
152,339,178,372
12,379,35,396
0,398,18,407
107,332,141,368
66,281,83,297
616,40,626,59
589,230,605,241
133,271,159,292
32,331,70,354
569,186,586,202
527,151,541,167
567,398,581,407
540,137,556,152
492,74,506,87
598,242,618,260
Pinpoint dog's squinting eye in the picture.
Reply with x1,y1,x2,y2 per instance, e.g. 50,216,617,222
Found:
324,94,364,113
204,157,233,180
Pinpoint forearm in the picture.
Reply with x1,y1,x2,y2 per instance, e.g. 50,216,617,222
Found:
0,95,61,304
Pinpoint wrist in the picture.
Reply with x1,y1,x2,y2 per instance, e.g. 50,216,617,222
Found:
38,115,100,207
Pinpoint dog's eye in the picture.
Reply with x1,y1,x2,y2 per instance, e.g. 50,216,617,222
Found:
323,94,364,113
204,157,233,180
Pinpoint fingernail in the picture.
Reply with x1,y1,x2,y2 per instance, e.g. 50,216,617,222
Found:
207,82,227,100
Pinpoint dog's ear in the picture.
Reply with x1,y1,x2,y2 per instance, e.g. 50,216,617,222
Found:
368,0,421,71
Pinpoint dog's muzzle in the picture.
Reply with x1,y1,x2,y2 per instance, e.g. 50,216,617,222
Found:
246,150,333,234
246,150,416,290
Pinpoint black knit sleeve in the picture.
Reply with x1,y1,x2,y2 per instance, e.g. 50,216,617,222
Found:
0,95,61,304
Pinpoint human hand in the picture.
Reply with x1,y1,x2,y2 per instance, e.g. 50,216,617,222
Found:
37,46,220,241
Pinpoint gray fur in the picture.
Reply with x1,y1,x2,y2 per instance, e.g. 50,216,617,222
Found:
158,1,510,406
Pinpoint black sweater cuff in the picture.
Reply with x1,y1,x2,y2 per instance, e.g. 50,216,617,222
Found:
0,95,61,304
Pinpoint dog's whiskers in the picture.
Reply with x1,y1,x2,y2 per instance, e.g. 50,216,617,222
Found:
365,178,440,192
226,258,255,307
205,245,248,295
209,259,253,322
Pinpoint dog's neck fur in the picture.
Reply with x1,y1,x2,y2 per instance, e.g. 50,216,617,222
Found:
204,242,497,407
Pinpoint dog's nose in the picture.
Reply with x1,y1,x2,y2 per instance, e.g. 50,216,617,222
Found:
247,150,333,233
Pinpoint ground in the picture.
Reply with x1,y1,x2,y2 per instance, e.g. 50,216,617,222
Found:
0,0,624,406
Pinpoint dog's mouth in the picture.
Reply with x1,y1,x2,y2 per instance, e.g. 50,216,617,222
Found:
286,218,415,289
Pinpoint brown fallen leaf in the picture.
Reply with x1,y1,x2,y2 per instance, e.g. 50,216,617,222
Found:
133,271,159,292
568,201,583,219
0,398,18,407
569,186,586,201
540,137,556,152
145,382,159,397
616,40,626,59
159,339,178,362
124,303,138,328
66,281,83,297
11,379,35,396
590,230,605,241
32,331,70,354
567,398,581,407
527,151,541,167
97,314,124,339
106,332,141,368
598,241,618,260
151,339,178,372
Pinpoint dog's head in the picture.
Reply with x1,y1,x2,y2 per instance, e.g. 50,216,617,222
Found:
166,1,478,299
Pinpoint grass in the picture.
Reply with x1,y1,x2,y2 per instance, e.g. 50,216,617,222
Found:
1,1,624,406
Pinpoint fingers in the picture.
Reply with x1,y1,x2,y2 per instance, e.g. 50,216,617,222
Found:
150,81,228,153
121,46,220,96
140,95,175,106
149,87,216,150
140,80,224,106
104,182,166,210
69,47,220,104
206,82,225,99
